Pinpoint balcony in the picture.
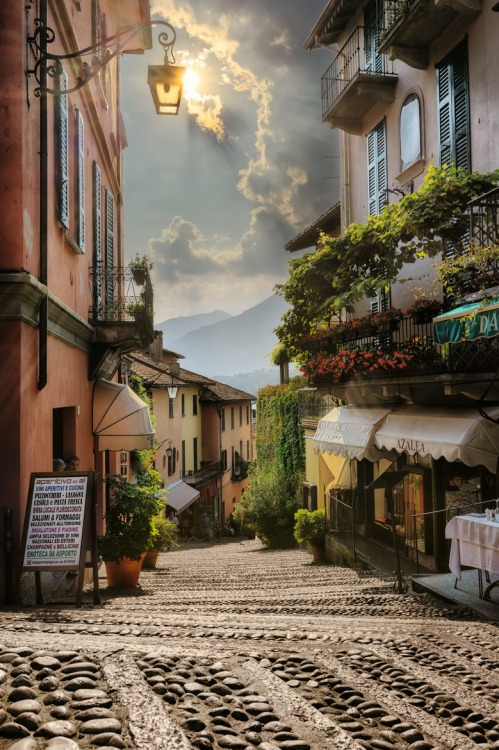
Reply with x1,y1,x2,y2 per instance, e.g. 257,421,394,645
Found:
89,266,154,351
300,313,499,405
378,0,481,70
321,26,397,134
182,461,225,486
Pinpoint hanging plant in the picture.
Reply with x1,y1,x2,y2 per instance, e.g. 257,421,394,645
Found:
275,166,499,360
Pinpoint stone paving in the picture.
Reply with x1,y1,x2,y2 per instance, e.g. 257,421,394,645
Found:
0,538,498,750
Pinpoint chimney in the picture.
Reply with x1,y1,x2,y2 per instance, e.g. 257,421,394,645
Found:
149,331,163,361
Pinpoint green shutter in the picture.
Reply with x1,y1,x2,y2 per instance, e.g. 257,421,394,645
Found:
104,189,114,312
76,110,85,251
56,71,69,228
367,120,387,216
93,162,102,310
437,38,470,170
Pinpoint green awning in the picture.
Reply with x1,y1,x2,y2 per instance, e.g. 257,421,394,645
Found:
433,300,499,344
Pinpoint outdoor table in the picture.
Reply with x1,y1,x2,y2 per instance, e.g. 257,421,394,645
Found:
445,513,499,600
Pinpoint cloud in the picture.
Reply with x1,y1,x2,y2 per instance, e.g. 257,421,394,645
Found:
124,0,338,318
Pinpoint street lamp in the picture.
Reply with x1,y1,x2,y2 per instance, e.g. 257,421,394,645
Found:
167,372,179,400
27,15,186,115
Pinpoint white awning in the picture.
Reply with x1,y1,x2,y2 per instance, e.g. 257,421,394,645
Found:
313,406,394,461
162,480,200,513
93,378,155,452
374,406,499,474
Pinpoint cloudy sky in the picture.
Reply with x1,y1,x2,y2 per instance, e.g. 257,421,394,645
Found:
121,0,339,323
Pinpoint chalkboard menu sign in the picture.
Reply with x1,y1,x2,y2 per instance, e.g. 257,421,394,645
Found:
19,472,100,606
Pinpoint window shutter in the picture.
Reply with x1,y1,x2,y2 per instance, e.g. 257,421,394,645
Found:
364,1,384,74
367,120,386,216
56,71,69,228
92,162,102,310
104,189,114,311
76,110,85,251
437,38,469,170
453,41,470,171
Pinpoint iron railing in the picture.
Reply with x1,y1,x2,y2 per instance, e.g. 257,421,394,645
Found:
327,490,356,555
469,186,499,250
321,26,395,117
307,312,499,386
88,265,154,326
182,461,224,486
298,391,339,423
379,0,416,38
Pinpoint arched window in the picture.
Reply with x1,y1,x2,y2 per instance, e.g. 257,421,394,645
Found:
400,93,421,171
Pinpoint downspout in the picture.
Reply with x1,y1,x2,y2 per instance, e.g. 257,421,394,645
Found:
341,129,351,230
37,0,48,390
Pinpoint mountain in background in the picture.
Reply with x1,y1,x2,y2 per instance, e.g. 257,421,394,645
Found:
155,295,289,388
156,309,231,343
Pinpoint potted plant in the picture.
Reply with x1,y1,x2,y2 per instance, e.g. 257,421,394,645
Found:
293,508,326,563
405,298,443,324
98,472,163,587
373,307,403,333
142,516,179,569
128,254,153,286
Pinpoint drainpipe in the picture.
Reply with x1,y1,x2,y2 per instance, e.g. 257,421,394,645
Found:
37,0,48,390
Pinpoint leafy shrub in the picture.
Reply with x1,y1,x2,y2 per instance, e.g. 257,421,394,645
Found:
294,509,326,545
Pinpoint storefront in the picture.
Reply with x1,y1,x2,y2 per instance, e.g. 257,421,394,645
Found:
313,405,499,571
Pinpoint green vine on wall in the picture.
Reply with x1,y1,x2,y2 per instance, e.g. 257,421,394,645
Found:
275,165,499,359
129,374,157,476
256,381,305,476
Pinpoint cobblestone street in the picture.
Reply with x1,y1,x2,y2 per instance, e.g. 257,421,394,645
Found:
1,539,498,750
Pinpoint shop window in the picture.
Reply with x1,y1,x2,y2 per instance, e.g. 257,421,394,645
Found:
400,93,421,172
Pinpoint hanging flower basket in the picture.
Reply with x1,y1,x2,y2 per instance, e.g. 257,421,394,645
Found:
405,299,443,325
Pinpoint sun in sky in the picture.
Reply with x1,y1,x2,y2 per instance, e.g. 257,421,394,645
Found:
183,67,201,99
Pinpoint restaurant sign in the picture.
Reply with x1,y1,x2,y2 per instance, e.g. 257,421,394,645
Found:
434,300,499,344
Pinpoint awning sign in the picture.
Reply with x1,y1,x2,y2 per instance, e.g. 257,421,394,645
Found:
433,300,499,344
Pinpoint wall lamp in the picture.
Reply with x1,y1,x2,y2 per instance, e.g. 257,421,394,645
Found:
26,13,186,115
167,376,179,400
165,440,175,460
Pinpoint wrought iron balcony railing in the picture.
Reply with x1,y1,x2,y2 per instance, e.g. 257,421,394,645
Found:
182,461,224,486
469,187,499,249
88,265,154,327
321,26,395,119
303,313,499,387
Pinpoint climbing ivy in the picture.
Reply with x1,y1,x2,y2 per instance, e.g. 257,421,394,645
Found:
235,379,306,548
275,165,499,358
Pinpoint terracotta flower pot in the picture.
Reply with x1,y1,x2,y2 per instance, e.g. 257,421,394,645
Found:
105,556,144,588
142,549,159,569
308,541,326,564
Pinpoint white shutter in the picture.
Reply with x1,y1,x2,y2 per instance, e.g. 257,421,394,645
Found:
56,71,69,228
76,110,85,251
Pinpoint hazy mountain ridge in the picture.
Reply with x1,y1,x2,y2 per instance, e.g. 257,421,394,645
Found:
155,296,288,380
156,309,231,343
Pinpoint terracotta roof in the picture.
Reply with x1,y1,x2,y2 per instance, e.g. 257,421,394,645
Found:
200,381,256,402
285,203,341,252
126,352,187,387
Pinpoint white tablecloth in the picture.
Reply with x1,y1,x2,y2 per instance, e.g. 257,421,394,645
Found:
445,514,499,579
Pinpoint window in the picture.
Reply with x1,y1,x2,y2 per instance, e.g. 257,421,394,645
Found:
182,440,186,475
75,109,85,251
239,440,243,459
193,394,198,415
193,437,198,472
221,408,226,432
247,440,250,460
367,119,387,216
104,189,114,311
246,405,250,424
400,94,421,172
169,397,174,418
221,449,227,471
437,38,470,171
364,0,384,74
92,162,102,310
231,407,235,430
231,446,235,473
168,448,176,476
239,406,243,426
181,393,185,417
55,71,69,229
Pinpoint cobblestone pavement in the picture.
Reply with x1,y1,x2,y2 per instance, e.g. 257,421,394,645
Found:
1,539,498,750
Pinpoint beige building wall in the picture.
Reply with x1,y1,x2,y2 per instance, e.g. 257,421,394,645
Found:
181,385,203,475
